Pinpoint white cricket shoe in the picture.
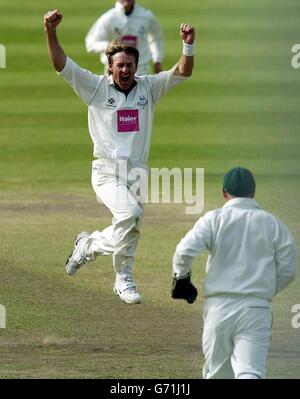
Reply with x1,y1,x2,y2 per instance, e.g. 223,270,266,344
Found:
65,231,90,276
113,276,143,304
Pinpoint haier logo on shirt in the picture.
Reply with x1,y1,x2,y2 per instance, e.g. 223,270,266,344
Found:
121,35,138,48
117,110,139,133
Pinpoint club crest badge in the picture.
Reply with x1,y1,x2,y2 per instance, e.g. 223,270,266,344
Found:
137,95,148,107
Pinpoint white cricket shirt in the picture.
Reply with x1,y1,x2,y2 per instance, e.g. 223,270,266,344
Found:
85,2,164,74
173,198,297,300
59,57,188,168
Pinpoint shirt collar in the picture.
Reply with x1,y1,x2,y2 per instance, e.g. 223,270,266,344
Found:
223,197,262,209
108,74,114,85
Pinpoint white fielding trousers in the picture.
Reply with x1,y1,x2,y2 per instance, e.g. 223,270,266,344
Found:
85,159,144,273
202,296,273,379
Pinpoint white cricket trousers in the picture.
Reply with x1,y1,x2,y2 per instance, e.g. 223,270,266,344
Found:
85,159,144,273
202,296,273,379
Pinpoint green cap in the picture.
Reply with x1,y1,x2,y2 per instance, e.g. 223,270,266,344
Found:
223,167,256,197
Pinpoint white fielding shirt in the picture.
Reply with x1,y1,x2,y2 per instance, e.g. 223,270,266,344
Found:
85,2,164,74
173,198,297,300
59,57,188,168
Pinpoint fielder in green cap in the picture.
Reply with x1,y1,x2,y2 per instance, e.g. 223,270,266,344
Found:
171,166,297,379
223,166,256,198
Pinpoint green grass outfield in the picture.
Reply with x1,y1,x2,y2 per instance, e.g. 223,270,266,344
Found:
0,0,300,378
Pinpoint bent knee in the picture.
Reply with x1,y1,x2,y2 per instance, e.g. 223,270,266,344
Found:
127,204,144,221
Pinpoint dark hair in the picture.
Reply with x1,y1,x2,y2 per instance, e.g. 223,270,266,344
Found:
105,42,139,73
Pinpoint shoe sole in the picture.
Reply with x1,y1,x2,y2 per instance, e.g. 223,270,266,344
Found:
65,245,81,275
65,232,89,276
113,286,143,304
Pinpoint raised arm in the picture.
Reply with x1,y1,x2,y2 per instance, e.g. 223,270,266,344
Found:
173,23,195,77
44,10,66,72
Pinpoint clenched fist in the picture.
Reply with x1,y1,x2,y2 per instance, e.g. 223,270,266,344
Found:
44,10,63,33
180,23,195,45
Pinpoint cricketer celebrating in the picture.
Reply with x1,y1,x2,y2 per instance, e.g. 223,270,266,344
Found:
172,167,297,379
85,0,164,75
44,10,195,304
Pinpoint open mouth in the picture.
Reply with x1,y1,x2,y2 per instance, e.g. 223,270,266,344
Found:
121,76,130,83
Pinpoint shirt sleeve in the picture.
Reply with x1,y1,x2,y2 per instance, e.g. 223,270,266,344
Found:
58,57,102,105
85,15,110,54
147,13,164,63
172,212,213,279
148,65,190,104
274,220,297,294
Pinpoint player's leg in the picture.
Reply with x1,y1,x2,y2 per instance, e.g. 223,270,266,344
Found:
111,202,143,304
86,169,143,265
65,162,117,276
202,299,235,379
231,304,273,379
66,160,142,275
86,160,144,303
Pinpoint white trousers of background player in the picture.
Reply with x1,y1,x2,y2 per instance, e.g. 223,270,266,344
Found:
85,159,144,273
202,296,273,379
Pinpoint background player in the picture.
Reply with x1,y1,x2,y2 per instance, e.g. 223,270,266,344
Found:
85,0,164,75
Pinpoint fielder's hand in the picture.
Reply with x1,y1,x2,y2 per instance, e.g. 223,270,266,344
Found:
180,23,195,45
44,10,63,33
171,276,198,304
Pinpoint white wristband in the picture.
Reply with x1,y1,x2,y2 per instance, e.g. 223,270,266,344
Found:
183,42,195,56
